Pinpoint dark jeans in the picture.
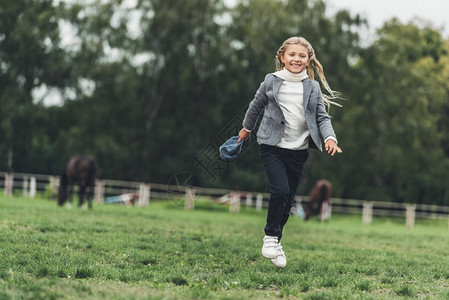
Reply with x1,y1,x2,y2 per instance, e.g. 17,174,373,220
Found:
259,144,308,242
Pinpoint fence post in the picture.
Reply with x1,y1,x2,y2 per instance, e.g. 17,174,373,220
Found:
23,176,29,197
230,193,240,214
138,183,150,207
362,201,373,225
94,180,104,204
245,193,253,207
138,183,144,206
49,176,59,199
320,201,332,221
406,204,416,228
4,173,13,197
256,193,263,211
185,188,195,210
29,177,36,198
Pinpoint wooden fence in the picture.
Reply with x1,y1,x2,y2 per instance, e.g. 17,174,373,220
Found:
1,171,449,228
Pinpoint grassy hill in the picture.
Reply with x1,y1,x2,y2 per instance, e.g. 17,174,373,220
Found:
1,196,449,299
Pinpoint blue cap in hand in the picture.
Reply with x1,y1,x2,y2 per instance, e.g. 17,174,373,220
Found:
219,136,245,162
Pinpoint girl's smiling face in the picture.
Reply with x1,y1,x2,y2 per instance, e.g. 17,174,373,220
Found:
281,44,309,73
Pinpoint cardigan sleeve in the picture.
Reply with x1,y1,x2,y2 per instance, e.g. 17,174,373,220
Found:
242,75,270,131
315,82,338,143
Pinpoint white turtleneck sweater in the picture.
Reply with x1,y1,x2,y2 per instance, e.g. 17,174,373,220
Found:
273,69,310,150
244,68,336,149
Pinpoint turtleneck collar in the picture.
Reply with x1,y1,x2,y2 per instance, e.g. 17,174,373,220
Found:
273,68,308,82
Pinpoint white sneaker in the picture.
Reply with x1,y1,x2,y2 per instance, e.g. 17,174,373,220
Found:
261,235,278,259
271,243,286,268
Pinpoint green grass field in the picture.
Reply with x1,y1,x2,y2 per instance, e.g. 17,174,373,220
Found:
1,195,449,299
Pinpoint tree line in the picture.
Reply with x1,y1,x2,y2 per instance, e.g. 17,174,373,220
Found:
1,0,448,204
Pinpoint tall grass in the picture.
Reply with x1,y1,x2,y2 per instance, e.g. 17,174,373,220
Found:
1,196,449,299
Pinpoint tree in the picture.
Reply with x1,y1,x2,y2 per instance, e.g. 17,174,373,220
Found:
327,20,449,203
4,0,449,206
0,0,69,172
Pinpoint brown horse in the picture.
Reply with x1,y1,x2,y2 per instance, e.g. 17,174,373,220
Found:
58,156,98,209
304,179,332,221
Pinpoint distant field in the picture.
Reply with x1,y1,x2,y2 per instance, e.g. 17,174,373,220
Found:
1,195,449,299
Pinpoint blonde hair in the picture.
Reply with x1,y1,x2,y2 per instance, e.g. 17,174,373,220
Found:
276,37,341,108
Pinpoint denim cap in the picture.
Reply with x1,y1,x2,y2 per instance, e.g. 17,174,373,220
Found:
219,136,244,162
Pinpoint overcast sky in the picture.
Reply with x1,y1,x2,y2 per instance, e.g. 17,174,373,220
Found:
326,0,449,39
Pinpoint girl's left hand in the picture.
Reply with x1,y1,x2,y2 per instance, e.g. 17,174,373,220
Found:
325,140,342,156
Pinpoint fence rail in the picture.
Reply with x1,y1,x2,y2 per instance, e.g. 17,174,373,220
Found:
1,171,449,227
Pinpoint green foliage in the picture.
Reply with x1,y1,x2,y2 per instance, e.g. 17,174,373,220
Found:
0,0,69,172
1,0,449,205
313,21,449,204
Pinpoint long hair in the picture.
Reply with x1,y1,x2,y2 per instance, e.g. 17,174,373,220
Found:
275,36,341,108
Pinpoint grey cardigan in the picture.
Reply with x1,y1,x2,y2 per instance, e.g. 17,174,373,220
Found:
242,74,337,151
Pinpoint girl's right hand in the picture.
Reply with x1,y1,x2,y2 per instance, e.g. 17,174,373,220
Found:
238,128,251,143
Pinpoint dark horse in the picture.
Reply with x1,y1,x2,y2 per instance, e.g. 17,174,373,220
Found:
304,179,332,221
58,156,98,209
